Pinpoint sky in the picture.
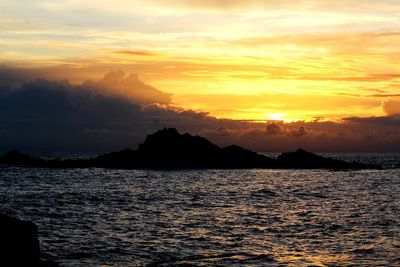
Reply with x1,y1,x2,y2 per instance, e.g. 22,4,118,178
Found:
0,0,400,152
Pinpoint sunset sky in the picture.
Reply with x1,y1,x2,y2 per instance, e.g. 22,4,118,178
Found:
1,0,400,152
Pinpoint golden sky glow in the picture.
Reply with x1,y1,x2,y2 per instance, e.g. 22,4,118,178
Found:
1,0,400,122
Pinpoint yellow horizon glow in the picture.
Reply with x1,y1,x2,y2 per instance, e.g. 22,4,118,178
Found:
0,0,399,122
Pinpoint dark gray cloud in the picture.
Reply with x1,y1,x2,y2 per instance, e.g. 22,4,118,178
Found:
292,126,307,137
0,64,84,87
0,76,216,152
266,123,282,135
0,68,400,152
343,115,400,127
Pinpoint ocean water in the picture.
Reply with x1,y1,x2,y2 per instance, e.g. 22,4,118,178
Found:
0,154,400,266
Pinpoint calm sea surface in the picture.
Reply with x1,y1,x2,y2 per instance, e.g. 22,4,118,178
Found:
0,154,399,266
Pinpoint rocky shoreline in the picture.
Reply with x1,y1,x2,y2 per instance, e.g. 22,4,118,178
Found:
0,128,381,170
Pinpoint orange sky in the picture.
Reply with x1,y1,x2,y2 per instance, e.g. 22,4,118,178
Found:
0,0,400,122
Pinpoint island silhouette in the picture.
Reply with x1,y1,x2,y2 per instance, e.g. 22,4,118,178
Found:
0,128,381,169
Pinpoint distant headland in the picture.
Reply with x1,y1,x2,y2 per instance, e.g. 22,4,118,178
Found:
0,128,381,170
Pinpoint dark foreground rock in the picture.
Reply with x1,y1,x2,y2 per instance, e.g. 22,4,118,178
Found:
0,128,381,170
0,213,37,266
0,214,57,267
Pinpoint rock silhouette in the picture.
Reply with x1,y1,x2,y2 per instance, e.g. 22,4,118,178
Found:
0,150,44,166
0,128,381,169
0,213,40,266
0,214,57,266
93,128,275,168
276,149,372,169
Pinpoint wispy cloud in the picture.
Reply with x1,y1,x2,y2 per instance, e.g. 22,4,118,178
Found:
113,50,156,56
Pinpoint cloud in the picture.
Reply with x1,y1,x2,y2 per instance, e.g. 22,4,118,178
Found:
175,93,382,120
113,50,156,56
0,76,223,152
0,70,400,152
343,115,400,127
0,67,172,105
266,123,283,135
292,126,307,137
81,70,172,105
147,0,273,10
145,0,400,14
233,32,400,58
0,65,40,87
382,98,400,115
266,123,307,138
0,65,104,87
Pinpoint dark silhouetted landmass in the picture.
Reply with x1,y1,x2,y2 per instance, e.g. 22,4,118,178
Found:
0,128,381,169
0,214,57,266
0,213,40,265
276,149,374,169
0,150,45,166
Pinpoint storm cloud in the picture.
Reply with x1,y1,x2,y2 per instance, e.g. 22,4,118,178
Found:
0,70,400,152
0,74,213,152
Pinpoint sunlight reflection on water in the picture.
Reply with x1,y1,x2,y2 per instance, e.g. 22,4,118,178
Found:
0,167,399,266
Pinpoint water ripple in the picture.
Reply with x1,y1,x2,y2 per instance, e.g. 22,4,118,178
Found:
0,167,399,266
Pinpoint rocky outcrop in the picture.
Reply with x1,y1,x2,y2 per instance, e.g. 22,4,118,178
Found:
0,150,44,166
0,128,382,170
0,213,40,266
276,149,378,169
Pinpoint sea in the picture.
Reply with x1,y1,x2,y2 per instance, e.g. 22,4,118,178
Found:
0,153,399,266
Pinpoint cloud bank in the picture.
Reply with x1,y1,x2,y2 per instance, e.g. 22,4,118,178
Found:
0,70,400,152
0,72,217,152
